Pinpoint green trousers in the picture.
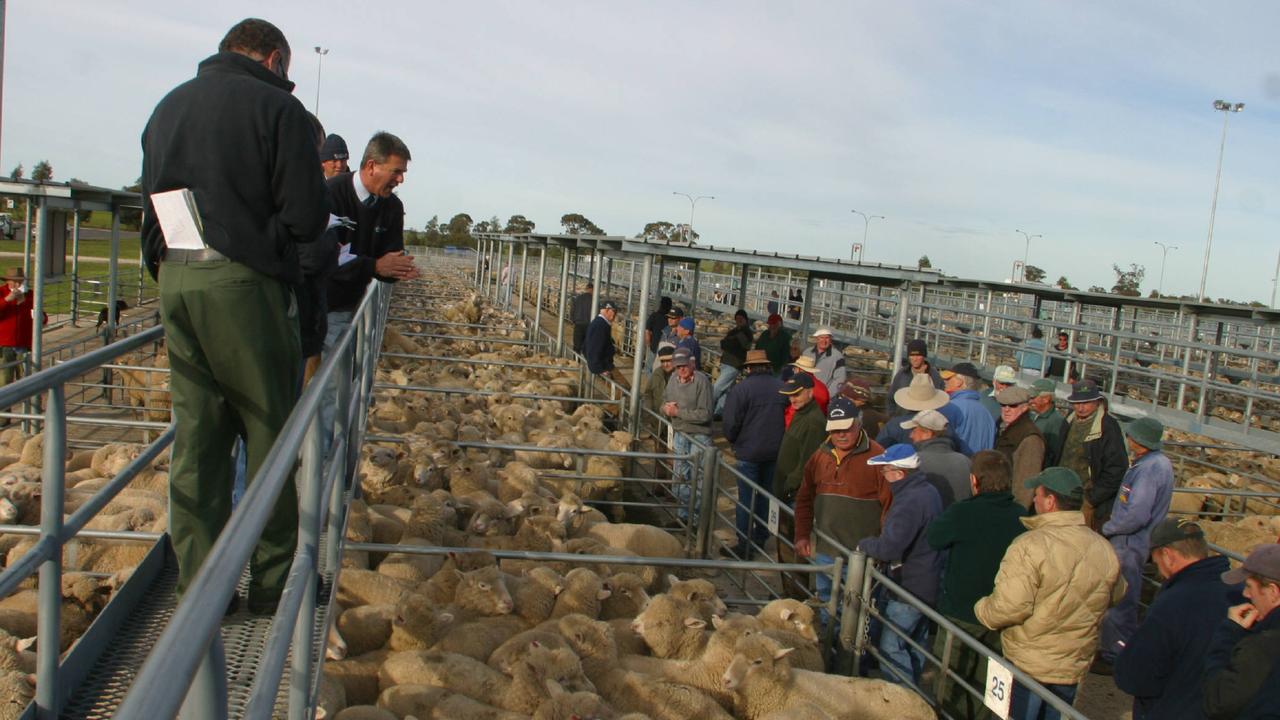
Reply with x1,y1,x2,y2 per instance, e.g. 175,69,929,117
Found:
159,258,300,606
933,616,1002,720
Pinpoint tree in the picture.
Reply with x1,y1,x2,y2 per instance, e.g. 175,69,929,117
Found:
423,215,443,244
119,178,143,230
9,164,22,180
638,221,677,242
560,213,603,235
1023,264,1046,283
1088,285,1107,293
1055,276,1076,290
446,213,473,243
1111,263,1145,297
917,255,932,269
69,179,93,222
504,214,535,233
32,160,53,182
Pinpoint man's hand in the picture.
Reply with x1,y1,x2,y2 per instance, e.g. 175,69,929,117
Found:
662,401,679,417
374,251,420,280
795,537,812,558
1228,602,1258,629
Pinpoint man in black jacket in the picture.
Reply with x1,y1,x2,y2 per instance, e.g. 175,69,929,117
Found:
713,309,754,416
1059,380,1128,530
1202,543,1280,719
570,282,594,353
583,301,619,378
720,349,784,559
141,18,327,610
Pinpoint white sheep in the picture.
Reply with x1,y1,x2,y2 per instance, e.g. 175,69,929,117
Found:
336,604,396,656
550,568,612,620
585,523,684,560
599,573,650,621
630,594,708,660
666,576,728,620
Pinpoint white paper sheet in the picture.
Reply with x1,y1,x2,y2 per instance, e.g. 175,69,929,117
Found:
337,243,358,267
151,188,205,250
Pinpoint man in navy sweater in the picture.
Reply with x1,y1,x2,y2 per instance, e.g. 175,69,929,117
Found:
1202,544,1280,719
720,349,786,559
1114,519,1239,719
583,301,619,378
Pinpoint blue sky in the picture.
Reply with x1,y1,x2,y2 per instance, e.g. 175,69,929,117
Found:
4,1,1278,301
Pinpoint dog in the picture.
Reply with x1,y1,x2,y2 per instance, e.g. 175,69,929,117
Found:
96,300,128,329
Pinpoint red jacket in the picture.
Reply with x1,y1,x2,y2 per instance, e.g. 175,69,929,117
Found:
784,371,829,427
0,285,41,349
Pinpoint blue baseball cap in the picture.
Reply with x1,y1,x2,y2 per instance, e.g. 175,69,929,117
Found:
867,443,920,469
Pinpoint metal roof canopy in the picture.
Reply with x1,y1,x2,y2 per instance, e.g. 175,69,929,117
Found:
482,233,939,287
0,178,142,213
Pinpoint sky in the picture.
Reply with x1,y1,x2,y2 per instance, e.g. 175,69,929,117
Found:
4,0,1279,302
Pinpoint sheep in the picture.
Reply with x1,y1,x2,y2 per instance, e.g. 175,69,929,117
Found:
379,683,529,720
0,670,33,720
430,615,529,662
599,573,650,621
550,568,612,620
721,634,936,720
532,681,618,720
756,599,819,643
388,594,457,651
585,522,684,559
509,566,565,626
469,514,565,553
337,569,412,608
556,492,609,531
378,644,593,714
667,576,728,620
620,612,765,710
416,552,496,606
315,669,348,719
555,613,731,720
630,594,708,660
332,707,397,720
560,538,663,592
447,565,515,618
327,649,392,706
487,631,574,675
337,604,396,656
495,461,548,503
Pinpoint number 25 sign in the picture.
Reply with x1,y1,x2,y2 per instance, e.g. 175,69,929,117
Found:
984,657,1013,718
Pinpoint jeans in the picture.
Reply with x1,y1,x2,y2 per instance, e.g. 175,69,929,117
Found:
712,364,739,414
318,310,355,451
671,432,711,522
935,616,1002,720
1009,681,1077,720
814,551,836,629
1100,540,1145,661
732,460,774,555
878,598,930,685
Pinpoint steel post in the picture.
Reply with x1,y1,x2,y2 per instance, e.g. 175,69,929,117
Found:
555,246,570,353
694,445,719,558
1178,313,1197,410
798,274,816,340
70,210,80,324
34,386,65,720
31,199,46,372
690,262,701,318
517,242,528,318
628,257,654,434
737,263,749,310
532,246,547,345
590,250,603,317
890,283,911,376
288,415,326,720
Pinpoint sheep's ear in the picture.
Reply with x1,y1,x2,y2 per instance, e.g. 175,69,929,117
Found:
711,615,725,630
597,586,612,600
438,611,455,624
314,708,327,720
553,583,566,596
684,617,707,630
773,647,795,660
530,639,542,649
16,636,35,653
779,608,795,622
544,678,567,697
667,574,681,586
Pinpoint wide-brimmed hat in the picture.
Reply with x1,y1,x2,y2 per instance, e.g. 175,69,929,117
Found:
825,396,861,431
2,267,24,281
1125,416,1164,451
893,373,949,412
743,349,771,367
790,355,818,372
1222,544,1280,585
1066,379,1104,403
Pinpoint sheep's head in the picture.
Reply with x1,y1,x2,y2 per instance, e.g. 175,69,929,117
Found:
518,644,595,695
722,634,793,692
454,566,514,615
556,493,587,526
602,574,649,617
526,566,565,596
0,498,17,525
630,594,705,655
762,599,818,642
555,613,616,661
539,679,615,720
668,576,728,618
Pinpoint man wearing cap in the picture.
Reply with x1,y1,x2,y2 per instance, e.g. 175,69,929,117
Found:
1059,379,1128,530
1029,378,1067,466
904,408,971,504
858,444,944,685
1114,519,1240,720
982,364,1019,421
940,362,997,454
1096,416,1174,671
721,349,786,559
713,309,755,415
643,296,673,368
674,316,702,370
754,313,792,374
880,372,962,450
784,355,829,424
1202,544,1280,719
800,327,847,394
975,467,1123,719
644,343,677,420
570,281,594,354
774,372,828,598
840,379,887,438
927,450,1027,720
994,386,1046,504
886,338,945,418
794,397,889,619
663,349,713,520
0,268,37,386
1016,326,1048,377
142,18,328,610
319,133,350,178
583,300,620,378
659,305,683,347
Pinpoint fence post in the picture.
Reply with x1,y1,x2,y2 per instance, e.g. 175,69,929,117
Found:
288,415,326,720
34,386,66,719
838,550,867,652
694,445,719,558
178,638,228,720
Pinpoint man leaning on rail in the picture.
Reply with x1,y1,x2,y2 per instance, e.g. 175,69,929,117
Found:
141,18,327,611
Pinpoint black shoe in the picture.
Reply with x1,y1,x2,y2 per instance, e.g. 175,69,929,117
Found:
248,593,281,616
719,544,746,559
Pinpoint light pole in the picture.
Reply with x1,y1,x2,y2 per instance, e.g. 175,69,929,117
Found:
850,210,884,261
1200,99,1244,302
1015,229,1041,283
1153,241,1178,297
672,192,713,243
1271,249,1280,309
313,46,329,117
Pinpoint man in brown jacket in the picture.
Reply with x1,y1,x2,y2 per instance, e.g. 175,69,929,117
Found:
975,467,1124,720
994,386,1046,506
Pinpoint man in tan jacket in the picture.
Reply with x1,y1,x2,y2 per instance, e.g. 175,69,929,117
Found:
994,386,1045,506
975,467,1124,720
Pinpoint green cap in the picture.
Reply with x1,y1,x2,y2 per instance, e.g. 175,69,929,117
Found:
1023,466,1084,498
1031,378,1056,395
1125,416,1164,451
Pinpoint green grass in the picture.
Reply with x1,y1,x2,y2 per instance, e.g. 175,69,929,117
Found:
69,237,143,259
28,261,156,315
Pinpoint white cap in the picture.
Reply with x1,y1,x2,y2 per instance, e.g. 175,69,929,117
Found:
811,327,834,338
900,409,948,432
993,365,1018,384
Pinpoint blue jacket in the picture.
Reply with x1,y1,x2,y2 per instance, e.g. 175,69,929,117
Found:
676,335,702,370
1202,597,1280,720
722,371,786,463
583,314,615,374
858,471,943,605
1102,451,1174,562
877,412,974,457
940,390,995,454
1115,555,1240,720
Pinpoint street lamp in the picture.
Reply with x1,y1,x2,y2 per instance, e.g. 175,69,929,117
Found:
1153,241,1178,297
672,192,713,243
1015,229,1041,283
1199,99,1244,302
850,210,884,261
313,46,329,117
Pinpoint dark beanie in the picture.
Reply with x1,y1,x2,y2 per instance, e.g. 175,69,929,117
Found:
734,309,749,322
907,338,928,356
659,296,672,310
320,134,349,162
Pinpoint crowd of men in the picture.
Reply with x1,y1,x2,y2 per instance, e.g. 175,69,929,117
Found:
141,18,418,613
564,293,1279,720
